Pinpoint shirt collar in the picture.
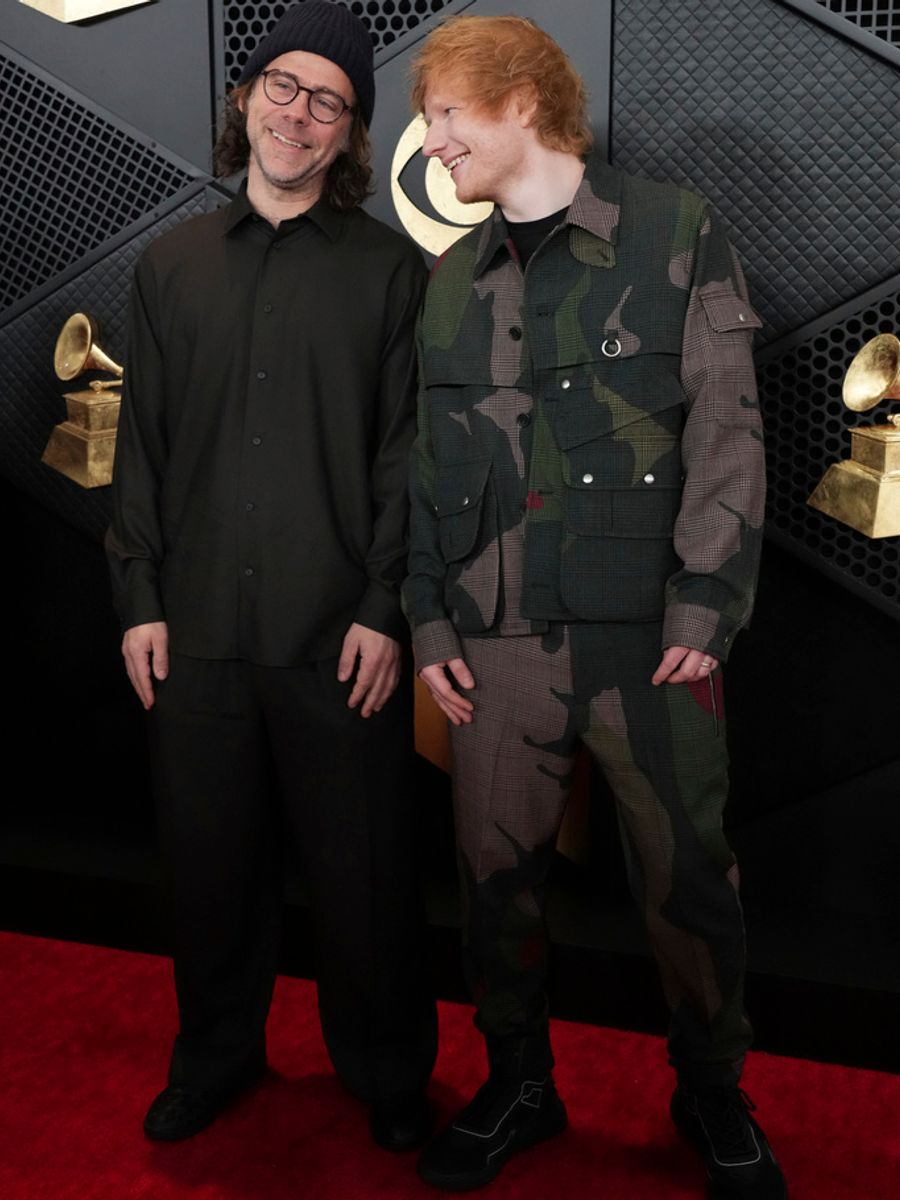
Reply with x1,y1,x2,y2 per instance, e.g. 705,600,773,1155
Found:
472,155,622,278
222,178,344,242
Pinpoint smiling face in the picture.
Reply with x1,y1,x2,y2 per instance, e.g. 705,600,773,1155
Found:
240,50,354,212
421,84,532,209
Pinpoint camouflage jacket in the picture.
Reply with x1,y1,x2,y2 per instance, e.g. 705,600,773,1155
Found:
403,156,765,670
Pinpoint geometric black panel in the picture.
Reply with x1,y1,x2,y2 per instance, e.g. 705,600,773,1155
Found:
611,0,900,344
0,47,196,315
816,0,900,47
0,189,214,544
222,0,456,87
757,284,900,616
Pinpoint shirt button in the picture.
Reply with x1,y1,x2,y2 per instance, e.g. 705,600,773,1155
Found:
244,567,254,577
738,312,746,322
516,412,531,428
256,370,267,380
582,473,594,484
251,436,262,446
462,496,470,506
643,473,655,484
245,501,255,511
509,326,522,340
560,378,571,390
263,303,273,314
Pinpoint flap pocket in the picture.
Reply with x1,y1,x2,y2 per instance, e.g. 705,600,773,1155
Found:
699,290,762,333
435,459,492,562
566,483,682,539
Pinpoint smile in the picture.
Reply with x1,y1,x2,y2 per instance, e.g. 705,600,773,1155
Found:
271,129,309,150
445,153,469,174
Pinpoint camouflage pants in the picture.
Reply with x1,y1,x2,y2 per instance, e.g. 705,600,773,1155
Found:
450,622,752,1089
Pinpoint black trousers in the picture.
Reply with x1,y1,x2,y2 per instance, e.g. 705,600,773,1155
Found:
150,652,437,1102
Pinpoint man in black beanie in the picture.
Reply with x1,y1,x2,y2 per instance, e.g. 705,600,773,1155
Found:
107,0,436,1149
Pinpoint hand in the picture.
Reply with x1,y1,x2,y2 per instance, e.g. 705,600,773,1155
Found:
651,645,719,686
338,622,402,718
419,658,475,726
122,621,169,710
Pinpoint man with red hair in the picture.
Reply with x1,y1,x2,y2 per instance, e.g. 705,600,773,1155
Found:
404,15,784,1199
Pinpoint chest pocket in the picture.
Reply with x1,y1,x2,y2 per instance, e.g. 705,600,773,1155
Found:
541,349,685,622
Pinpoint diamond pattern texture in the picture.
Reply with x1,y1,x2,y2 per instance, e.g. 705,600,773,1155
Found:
0,49,196,315
0,191,212,543
612,0,900,344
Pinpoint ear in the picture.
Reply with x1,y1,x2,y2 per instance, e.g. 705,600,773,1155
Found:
512,83,539,129
235,81,253,115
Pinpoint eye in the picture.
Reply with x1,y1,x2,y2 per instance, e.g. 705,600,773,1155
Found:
269,73,295,97
313,90,342,116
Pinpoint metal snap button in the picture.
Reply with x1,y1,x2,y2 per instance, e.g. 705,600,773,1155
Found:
560,378,571,390
643,473,655,484
582,473,594,484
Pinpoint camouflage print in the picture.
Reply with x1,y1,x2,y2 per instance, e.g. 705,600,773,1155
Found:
403,156,765,671
451,623,751,1089
403,156,765,1088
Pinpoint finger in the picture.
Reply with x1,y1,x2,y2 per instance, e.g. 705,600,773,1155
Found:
127,648,154,710
430,673,474,714
362,660,401,717
651,646,685,686
337,639,358,683
151,631,169,681
447,658,476,691
347,654,378,709
668,651,713,685
426,686,473,726
422,676,474,725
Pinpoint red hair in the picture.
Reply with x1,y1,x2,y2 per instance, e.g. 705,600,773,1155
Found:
410,14,592,157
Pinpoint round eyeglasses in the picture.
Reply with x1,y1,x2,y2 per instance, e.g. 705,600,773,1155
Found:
260,70,353,124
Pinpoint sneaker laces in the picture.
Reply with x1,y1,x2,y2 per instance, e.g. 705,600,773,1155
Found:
696,1087,759,1159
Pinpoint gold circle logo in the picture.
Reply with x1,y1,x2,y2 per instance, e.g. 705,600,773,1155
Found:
390,115,493,256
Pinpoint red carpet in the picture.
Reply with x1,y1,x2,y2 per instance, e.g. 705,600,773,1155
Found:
1,932,897,1199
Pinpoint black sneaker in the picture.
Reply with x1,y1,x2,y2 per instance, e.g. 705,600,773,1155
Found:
671,1086,787,1199
418,1074,567,1191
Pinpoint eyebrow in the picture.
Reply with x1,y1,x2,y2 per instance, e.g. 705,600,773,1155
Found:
268,69,348,103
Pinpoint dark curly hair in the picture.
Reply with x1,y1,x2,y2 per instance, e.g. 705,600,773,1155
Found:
213,81,374,212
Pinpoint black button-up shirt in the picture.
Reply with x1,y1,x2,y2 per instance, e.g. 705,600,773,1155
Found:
107,184,426,665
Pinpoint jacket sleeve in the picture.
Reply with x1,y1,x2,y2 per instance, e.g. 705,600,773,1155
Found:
105,252,169,633
662,205,766,662
351,247,428,643
401,319,464,671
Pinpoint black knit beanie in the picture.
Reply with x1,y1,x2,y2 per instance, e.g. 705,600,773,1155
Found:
237,1,375,128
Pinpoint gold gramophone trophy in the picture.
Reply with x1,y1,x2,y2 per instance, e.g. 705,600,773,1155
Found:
42,312,123,488
807,333,900,538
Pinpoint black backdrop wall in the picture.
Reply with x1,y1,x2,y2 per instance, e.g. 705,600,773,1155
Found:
2,0,899,1069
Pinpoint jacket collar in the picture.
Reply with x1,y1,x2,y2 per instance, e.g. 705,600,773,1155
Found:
472,155,622,278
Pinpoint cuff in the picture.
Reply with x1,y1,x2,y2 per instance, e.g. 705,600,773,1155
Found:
354,581,409,643
412,619,463,672
662,602,740,663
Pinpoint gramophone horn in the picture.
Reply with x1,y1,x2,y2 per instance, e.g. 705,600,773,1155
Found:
53,312,123,382
842,333,900,413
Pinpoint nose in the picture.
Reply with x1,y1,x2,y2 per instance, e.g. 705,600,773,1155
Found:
421,121,443,158
284,86,312,121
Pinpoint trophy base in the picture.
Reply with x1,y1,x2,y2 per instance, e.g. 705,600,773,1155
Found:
808,458,900,538
42,421,116,488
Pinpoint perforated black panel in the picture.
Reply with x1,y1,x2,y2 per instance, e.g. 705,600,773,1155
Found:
612,0,900,343
816,0,900,46
758,285,900,611
0,48,197,316
0,190,216,543
222,0,454,85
